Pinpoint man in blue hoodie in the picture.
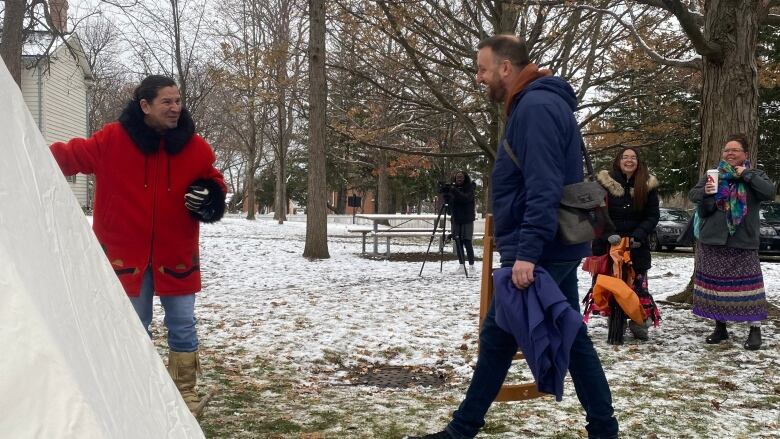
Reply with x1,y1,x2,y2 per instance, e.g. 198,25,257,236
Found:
408,35,618,439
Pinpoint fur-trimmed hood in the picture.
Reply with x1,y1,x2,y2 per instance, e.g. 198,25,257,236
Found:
597,169,659,197
118,100,195,155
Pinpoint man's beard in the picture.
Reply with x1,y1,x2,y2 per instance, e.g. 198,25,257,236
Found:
487,83,506,103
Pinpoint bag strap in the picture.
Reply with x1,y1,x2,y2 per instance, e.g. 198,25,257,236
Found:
580,138,595,181
502,139,521,169
502,137,596,181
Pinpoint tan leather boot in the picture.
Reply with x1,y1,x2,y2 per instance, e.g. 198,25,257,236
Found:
167,350,201,414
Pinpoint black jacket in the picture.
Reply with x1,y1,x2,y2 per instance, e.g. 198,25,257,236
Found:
449,173,476,224
593,170,660,272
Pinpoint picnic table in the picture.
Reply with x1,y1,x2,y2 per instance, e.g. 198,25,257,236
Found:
349,213,444,256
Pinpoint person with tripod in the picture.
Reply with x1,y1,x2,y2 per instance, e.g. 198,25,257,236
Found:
446,171,477,274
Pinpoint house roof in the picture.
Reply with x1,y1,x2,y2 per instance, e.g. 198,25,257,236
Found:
22,31,60,57
22,31,94,81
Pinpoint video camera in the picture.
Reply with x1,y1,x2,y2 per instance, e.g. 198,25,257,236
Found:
437,181,454,194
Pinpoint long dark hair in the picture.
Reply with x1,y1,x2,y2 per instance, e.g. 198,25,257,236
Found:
612,147,650,211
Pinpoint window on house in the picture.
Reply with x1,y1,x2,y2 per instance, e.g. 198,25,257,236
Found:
66,175,77,183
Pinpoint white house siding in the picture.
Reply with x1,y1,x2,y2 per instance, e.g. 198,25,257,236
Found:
21,40,91,208
20,65,43,128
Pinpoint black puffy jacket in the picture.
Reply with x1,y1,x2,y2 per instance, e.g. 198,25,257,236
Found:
593,170,660,272
449,173,476,224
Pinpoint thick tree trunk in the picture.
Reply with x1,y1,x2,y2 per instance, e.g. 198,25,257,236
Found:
303,0,330,259
1,0,26,88
671,1,762,305
667,277,695,304
698,1,762,173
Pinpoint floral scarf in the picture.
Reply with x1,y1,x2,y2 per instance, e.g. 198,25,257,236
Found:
715,160,749,235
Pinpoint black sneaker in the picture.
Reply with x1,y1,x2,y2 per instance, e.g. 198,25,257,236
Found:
406,431,453,439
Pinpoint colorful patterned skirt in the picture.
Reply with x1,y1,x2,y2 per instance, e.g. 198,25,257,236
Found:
692,243,767,322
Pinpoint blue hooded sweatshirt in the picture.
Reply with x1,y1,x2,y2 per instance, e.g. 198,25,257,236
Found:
492,76,591,265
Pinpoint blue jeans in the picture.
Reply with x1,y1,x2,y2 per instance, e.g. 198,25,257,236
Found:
128,269,198,352
447,260,618,439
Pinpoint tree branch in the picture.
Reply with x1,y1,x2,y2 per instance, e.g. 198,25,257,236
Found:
329,123,483,158
575,5,701,69
660,0,722,61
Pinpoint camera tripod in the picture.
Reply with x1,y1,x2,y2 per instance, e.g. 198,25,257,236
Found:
419,201,468,277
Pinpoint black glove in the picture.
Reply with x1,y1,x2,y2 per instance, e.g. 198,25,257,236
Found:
185,185,211,212
629,238,642,249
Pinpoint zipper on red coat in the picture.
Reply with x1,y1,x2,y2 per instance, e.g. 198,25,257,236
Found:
148,150,161,270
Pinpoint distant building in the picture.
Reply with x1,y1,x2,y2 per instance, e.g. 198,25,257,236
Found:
20,10,94,209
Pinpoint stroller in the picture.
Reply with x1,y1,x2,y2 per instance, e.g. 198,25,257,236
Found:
582,235,661,345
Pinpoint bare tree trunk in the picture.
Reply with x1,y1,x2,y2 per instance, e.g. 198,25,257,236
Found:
245,148,257,220
170,0,188,107
336,186,346,214
274,153,287,224
303,0,329,259
377,152,391,214
270,0,294,225
698,1,762,173
1,0,26,88
273,67,291,224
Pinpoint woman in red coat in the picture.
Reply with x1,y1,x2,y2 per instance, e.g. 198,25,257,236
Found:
50,75,226,414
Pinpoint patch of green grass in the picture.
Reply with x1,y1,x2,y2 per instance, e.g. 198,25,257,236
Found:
382,345,412,360
320,348,347,367
307,409,342,431
482,421,511,434
369,420,407,438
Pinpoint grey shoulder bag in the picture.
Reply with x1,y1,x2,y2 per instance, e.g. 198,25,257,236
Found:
502,138,614,245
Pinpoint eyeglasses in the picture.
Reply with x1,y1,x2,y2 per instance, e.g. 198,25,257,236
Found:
621,156,637,161
723,148,744,153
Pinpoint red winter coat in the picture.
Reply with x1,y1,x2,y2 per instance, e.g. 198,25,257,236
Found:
50,102,226,297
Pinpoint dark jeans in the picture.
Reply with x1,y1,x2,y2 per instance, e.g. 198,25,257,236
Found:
451,221,475,265
446,260,618,439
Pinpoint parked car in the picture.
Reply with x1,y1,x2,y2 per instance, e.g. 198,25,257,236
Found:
649,207,691,252
759,201,780,253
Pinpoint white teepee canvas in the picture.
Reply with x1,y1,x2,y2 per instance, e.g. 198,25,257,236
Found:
0,62,204,438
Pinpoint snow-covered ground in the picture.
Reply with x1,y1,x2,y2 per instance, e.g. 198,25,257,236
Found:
154,216,779,438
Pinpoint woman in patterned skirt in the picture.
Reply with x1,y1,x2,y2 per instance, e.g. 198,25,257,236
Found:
689,133,776,350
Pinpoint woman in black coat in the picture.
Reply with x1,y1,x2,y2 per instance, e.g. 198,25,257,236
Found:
449,171,477,273
594,147,660,340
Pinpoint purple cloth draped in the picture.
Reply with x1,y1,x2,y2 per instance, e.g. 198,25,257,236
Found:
493,267,584,401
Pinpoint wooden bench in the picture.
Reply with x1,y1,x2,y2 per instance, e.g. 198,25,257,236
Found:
372,230,453,257
347,226,439,254
346,226,376,254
